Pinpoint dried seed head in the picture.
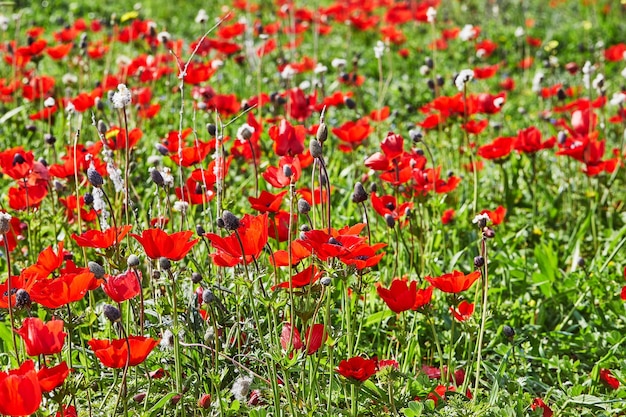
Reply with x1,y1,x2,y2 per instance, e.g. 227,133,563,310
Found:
14,289,31,309
202,289,216,304
309,139,323,158
97,119,108,135
103,304,122,323
316,122,328,143
196,224,206,236
206,123,217,136
221,210,240,231
502,325,515,339
368,182,377,193
351,182,368,203
152,270,161,280
83,192,94,206
159,257,171,270
474,255,485,268
156,143,169,155
0,212,12,235
150,168,165,187
127,254,140,268
87,167,104,187
297,198,311,214
483,227,496,239
409,128,423,143
88,261,105,279
384,214,395,228
44,133,56,145
282,164,293,178
191,272,203,284
216,218,225,229
320,276,332,286
133,393,146,403
344,97,356,109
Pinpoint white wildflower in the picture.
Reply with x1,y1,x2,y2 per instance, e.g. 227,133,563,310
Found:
472,213,491,225
374,40,386,59
514,27,525,38
112,83,132,109
231,376,253,402
44,97,56,108
211,59,224,69
161,167,174,187
455,69,474,91
280,65,296,80
0,15,9,32
426,7,436,23
531,71,544,93
0,212,12,234
62,73,78,85
299,80,311,90
195,9,208,24
591,73,604,91
419,65,430,76
459,24,475,42
331,58,347,68
493,96,505,108
173,200,189,214
157,31,171,44
313,63,328,74
65,101,75,114
609,92,626,106
106,163,124,193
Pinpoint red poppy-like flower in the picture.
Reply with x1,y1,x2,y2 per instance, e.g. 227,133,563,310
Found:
413,286,434,309
271,265,321,291
376,278,418,314
338,240,386,270
426,270,481,294
16,317,67,356
23,242,66,278
263,155,302,188
333,118,373,152
514,126,555,154
204,213,269,267
268,119,306,156
249,190,287,213
370,192,413,222
88,336,159,368
336,356,377,382
531,398,554,417
59,195,98,223
280,322,327,355
38,361,70,392
600,368,620,390
480,206,507,225
478,136,515,160
71,225,132,249
102,269,142,303
450,300,475,322
0,146,35,180
441,209,455,225
0,360,42,416
30,272,96,309
461,119,489,135
131,229,199,261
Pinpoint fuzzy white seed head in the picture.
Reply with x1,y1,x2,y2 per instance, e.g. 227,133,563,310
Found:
112,83,132,109
455,69,474,91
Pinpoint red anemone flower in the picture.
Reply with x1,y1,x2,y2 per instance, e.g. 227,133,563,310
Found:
426,270,481,294
88,336,159,368
271,265,321,291
30,272,96,309
376,278,417,314
268,119,306,156
102,269,142,303
514,126,555,154
38,361,71,392
204,213,269,267
479,206,506,225
441,209,455,225
336,356,377,382
71,225,132,249
600,368,620,390
0,360,42,416
280,323,327,355
131,229,198,261
16,317,67,356
478,137,515,160
450,300,475,322
248,190,287,213
530,398,554,417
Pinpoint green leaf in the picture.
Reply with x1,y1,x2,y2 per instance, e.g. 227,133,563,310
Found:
400,401,423,417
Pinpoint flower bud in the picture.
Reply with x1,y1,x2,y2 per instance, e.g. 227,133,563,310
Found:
87,167,104,187
320,276,332,286
14,289,31,309
196,224,206,236
309,139,323,158
351,182,368,203
384,214,395,228
502,324,515,339
316,122,328,143
191,272,203,284
474,255,485,268
297,199,311,214
0,212,12,235
206,123,217,136
103,304,121,323
221,210,240,231
88,261,105,279
159,257,171,270
150,169,164,187
282,164,293,178
202,289,216,304
84,192,94,206
97,119,108,135
127,254,140,268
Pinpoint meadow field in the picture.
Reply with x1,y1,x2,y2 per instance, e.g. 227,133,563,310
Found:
0,0,625,415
